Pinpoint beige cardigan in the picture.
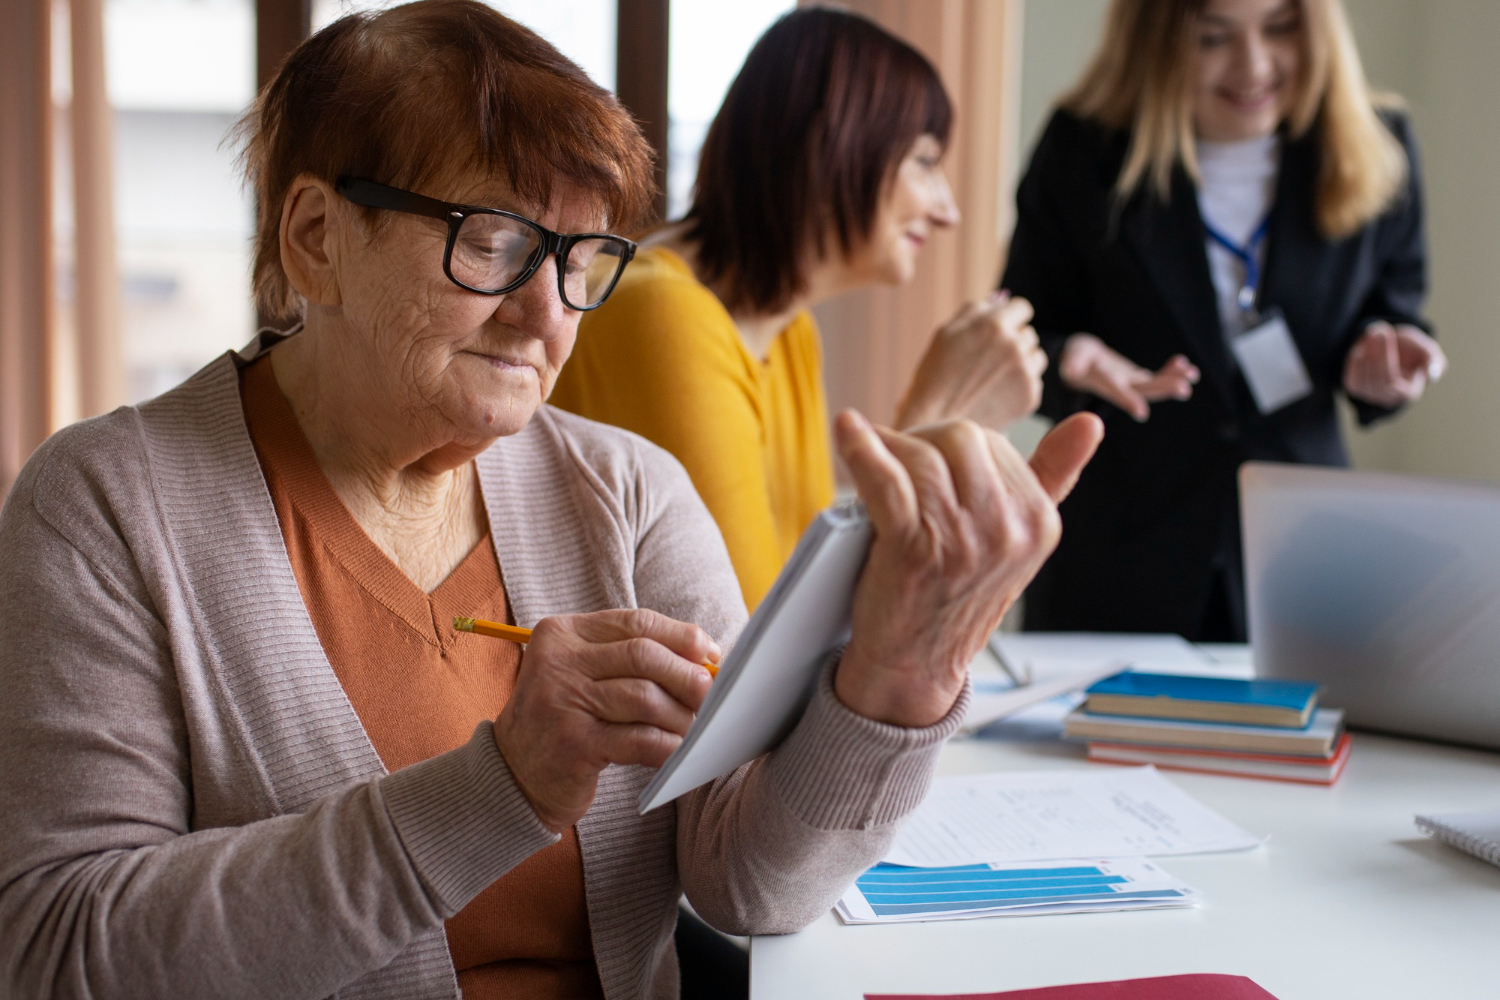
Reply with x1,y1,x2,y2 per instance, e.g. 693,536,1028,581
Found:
0,334,967,1000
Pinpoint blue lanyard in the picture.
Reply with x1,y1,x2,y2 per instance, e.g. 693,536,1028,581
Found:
1203,212,1272,314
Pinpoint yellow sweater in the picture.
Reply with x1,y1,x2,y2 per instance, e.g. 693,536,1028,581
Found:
550,247,834,610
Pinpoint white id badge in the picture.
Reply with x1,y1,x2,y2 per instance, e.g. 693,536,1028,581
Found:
1229,308,1313,413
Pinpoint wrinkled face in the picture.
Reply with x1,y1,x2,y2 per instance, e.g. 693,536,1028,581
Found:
333,174,606,441
1192,0,1304,142
847,134,960,286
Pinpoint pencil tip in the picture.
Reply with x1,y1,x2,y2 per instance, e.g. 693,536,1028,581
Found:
453,617,474,632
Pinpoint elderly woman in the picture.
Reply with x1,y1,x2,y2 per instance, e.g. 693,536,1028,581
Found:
0,3,1100,999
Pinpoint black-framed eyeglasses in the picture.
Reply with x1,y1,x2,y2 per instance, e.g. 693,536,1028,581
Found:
334,176,637,311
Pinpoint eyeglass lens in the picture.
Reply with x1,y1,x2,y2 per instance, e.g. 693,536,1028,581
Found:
563,237,630,309
451,214,627,308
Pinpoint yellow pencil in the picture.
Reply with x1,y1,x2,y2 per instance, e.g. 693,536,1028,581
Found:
453,616,719,677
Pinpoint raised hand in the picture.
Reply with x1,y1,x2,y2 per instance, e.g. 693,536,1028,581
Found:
1343,321,1447,408
492,609,720,831
896,293,1049,432
1059,332,1199,422
831,410,1104,728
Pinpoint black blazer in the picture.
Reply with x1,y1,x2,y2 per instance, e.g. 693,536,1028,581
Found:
1003,108,1429,640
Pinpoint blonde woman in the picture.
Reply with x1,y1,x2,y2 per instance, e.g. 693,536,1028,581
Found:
1007,0,1445,641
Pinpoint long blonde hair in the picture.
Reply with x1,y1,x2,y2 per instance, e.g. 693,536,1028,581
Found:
1063,0,1406,239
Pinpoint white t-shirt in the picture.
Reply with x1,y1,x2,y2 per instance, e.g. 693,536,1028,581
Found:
1195,133,1280,339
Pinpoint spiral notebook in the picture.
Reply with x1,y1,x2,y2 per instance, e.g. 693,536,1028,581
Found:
637,500,873,813
1415,810,1500,868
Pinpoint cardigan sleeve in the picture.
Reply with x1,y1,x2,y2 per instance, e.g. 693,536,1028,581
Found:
621,437,966,935
0,424,558,1000
675,665,968,935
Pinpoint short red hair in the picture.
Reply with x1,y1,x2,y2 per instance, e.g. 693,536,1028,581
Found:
237,0,655,318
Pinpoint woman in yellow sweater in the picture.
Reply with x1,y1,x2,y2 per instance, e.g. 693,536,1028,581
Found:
551,7,1046,610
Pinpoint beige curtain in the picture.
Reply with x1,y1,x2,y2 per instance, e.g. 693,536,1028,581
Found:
0,0,55,494
71,0,126,420
0,0,123,496
801,0,1026,429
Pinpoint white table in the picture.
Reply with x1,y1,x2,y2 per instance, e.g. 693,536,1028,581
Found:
752,669,1500,998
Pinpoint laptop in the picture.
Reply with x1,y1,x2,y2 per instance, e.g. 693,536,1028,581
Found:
1241,461,1500,751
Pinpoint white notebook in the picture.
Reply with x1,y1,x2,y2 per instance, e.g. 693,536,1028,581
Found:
1415,810,1500,868
637,500,872,813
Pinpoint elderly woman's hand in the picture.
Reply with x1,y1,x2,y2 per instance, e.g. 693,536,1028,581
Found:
896,293,1049,432
832,410,1104,728
492,610,720,832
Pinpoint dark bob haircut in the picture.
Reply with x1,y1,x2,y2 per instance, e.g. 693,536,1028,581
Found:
684,6,953,315
238,0,655,318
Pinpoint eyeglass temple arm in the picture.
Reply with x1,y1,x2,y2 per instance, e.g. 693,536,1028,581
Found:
335,177,454,221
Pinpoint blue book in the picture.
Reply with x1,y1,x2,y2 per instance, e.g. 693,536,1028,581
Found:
1084,672,1320,728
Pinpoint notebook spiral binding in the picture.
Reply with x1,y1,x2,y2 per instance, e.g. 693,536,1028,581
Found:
1415,814,1500,868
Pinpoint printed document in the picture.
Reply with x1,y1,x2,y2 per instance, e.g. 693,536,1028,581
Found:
884,766,1261,867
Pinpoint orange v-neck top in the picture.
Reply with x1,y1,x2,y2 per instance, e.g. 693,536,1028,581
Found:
240,357,602,1000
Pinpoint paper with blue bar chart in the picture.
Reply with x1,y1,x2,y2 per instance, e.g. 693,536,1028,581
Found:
835,858,1198,924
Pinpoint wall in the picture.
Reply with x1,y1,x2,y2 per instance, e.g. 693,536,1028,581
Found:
1005,0,1108,456
1341,0,1500,482
1017,0,1107,158
1013,0,1500,484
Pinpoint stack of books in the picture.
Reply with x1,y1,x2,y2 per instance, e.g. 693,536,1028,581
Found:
1063,672,1350,785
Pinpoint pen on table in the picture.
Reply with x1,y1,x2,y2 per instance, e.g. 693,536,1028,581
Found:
453,616,720,677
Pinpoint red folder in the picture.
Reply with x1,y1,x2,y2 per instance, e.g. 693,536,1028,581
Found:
867,973,1279,1000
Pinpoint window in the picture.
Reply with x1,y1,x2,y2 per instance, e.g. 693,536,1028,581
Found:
104,0,256,403
665,0,792,220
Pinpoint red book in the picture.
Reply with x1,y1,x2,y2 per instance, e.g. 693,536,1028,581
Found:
867,973,1279,1000
1085,732,1352,786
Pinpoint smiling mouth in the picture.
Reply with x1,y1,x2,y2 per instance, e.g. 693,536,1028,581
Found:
1218,85,1279,108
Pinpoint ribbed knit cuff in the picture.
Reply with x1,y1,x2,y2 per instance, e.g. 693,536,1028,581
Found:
379,722,560,917
765,656,971,832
